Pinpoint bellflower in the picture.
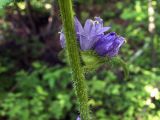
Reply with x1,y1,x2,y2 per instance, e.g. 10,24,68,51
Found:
94,32,124,57
60,17,110,50
78,17,110,50
59,16,124,57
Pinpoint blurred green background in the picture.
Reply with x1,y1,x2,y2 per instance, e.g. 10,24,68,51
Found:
0,0,160,120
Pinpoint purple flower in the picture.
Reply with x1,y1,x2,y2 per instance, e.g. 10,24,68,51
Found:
60,17,110,50
76,116,81,120
59,16,124,57
94,32,125,57
60,30,65,48
78,17,110,50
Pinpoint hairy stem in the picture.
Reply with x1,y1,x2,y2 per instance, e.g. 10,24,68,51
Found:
58,0,90,120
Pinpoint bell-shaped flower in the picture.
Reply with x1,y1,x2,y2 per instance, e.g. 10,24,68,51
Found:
60,17,110,50
94,32,124,57
77,17,110,50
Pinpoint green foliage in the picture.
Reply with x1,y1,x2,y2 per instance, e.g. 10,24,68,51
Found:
0,0,12,8
0,63,74,120
121,1,147,21
0,0,160,120
2,62,160,120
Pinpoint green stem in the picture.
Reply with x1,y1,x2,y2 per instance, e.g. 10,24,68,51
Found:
58,0,90,120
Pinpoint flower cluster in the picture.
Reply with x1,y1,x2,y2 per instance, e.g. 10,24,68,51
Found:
60,17,124,57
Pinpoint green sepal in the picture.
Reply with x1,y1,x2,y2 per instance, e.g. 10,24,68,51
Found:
81,51,128,79
81,50,110,72
81,50,99,64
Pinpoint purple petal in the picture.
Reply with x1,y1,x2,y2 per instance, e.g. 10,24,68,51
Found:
115,36,125,48
90,22,97,36
94,33,124,57
107,37,124,57
84,19,92,34
103,32,116,40
97,27,111,35
95,32,116,47
89,35,102,49
95,22,102,31
94,17,110,34
74,17,84,34
79,34,90,50
79,34,102,50
60,32,65,48
76,116,81,120
94,16,103,25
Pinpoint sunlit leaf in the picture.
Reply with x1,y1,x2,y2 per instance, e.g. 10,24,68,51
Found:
0,0,13,8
